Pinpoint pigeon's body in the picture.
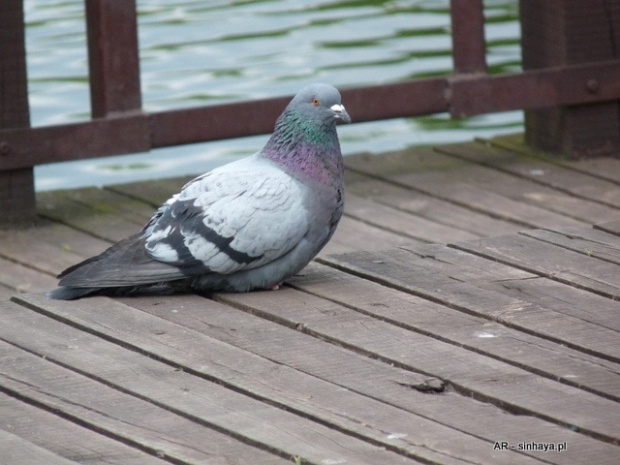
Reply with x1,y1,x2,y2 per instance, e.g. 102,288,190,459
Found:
49,83,350,300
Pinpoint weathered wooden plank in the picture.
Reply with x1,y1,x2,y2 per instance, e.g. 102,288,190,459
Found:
437,141,620,210
477,274,620,334
0,392,167,465
62,187,155,226
122,291,620,465
0,429,80,465
431,145,615,225
1,300,399,465
37,190,139,243
323,245,620,363
398,242,620,334
288,262,620,402
322,214,419,255
489,133,620,184
215,288,620,444
0,218,118,294
446,185,587,229
595,220,620,236
25,218,111,258
0,255,57,293
120,293,438,393
345,171,522,237
0,284,16,298
521,227,620,265
0,344,293,465
345,193,478,243
453,233,620,299
0,220,98,275
344,149,589,229
7,296,454,465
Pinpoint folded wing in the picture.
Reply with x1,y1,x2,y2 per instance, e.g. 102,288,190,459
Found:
146,157,310,275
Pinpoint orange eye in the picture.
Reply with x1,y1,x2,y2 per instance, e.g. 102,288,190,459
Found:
312,98,320,106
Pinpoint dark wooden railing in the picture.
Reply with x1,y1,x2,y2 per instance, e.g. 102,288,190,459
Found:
1,0,619,226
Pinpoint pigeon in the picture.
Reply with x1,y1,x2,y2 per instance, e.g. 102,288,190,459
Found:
48,83,351,300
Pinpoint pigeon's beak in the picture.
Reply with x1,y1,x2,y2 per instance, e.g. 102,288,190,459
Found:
330,104,351,124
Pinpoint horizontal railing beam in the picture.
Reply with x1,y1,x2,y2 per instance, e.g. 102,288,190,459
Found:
150,80,449,148
449,59,620,117
2,60,620,171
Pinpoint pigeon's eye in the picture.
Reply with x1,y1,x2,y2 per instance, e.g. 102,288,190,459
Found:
312,98,320,106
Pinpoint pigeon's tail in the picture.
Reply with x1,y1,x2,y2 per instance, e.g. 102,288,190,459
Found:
47,282,186,300
49,233,187,299
47,286,99,300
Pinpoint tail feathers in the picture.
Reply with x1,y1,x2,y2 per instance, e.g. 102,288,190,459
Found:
47,281,187,300
58,233,185,288
47,286,99,300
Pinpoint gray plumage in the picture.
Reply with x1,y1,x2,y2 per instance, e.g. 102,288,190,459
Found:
48,83,350,300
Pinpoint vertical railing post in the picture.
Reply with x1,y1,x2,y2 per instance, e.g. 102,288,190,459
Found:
0,0,36,227
450,0,488,74
520,0,620,158
85,0,142,117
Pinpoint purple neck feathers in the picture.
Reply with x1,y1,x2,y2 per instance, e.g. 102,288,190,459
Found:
260,110,344,184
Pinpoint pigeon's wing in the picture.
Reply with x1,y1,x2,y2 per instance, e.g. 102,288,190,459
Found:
145,157,310,276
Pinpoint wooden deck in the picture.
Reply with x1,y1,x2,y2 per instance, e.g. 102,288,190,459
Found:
1,134,619,464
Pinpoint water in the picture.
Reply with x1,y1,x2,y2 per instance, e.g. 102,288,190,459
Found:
24,0,522,191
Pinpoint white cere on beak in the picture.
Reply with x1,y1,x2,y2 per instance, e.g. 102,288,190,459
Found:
329,103,351,123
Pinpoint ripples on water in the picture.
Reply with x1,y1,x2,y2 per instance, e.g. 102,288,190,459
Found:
25,0,522,190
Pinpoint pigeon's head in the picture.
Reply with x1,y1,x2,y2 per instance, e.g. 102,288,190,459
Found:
287,83,351,126
264,83,350,162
